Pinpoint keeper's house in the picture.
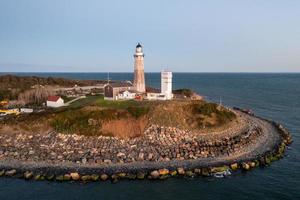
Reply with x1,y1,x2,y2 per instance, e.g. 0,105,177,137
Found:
46,96,64,108
104,82,133,100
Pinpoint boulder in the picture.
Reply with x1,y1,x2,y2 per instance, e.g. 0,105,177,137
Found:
70,172,80,181
34,174,42,180
265,156,271,165
138,153,144,161
159,174,169,180
170,170,178,176
254,160,260,167
159,169,169,176
137,172,145,179
63,174,71,181
150,170,160,179
201,168,209,176
91,174,99,181
24,171,33,179
177,168,185,175
210,166,229,173
0,170,5,177
5,169,16,176
185,170,194,177
117,173,126,179
55,175,64,181
242,163,250,170
249,162,256,168
230,163,238,171
125,173,136,180
81,175,91,182
194,169,201,174
46,175,55,180
100,174,109,181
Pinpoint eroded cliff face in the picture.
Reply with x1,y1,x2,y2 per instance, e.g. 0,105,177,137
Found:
101,116,148,138
0,100,237,139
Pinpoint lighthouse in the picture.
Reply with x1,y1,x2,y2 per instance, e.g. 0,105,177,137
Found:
133,43,146,93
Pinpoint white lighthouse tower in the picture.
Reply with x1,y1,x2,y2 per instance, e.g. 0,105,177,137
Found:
161,70,173,100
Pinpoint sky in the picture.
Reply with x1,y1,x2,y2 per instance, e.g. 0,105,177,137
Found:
0,0,300,72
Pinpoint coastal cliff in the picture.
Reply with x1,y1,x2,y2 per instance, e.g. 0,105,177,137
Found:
0,99,292,182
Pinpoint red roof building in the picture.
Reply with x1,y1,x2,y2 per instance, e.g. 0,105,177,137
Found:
47,96,61,102
46,96,64,107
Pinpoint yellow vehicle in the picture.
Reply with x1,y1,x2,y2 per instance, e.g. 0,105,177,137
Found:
0,109,20,115
0,100,8,106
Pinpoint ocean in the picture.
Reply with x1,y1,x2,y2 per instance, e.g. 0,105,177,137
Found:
0,73,299,200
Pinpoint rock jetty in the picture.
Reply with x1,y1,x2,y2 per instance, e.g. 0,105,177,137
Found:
0,111,292,182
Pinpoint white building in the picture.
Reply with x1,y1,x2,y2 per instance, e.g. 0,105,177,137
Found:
46,96,64,108
118,90,136,100
146,93,167,100
161,70,173,100
20,108,33,113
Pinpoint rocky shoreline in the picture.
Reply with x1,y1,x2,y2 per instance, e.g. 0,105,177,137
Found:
0,111,292,182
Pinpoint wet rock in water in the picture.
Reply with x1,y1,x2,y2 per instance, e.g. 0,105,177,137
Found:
91,174,99,181
5,169,16,176
170,170,178,176
24,171,33,179
63,174,71,181
111,174,119,183
55,175,64,181
125,173,136,180
117,173,126,179
70,172,80,181
100,174,109,181
249,162,256,168
265,156,271,165
194,168,201,175
201,168,210,176
150,170,160,179
159,174,169,180
259,157,266,166
81,175,91,182
210,166,229,173
242,163,250,170
230,163,239,171
0,170,5,177
177,168,185,175
34,174,42,180
46,175,55,180
185,170,194,177
137,172,145,179
254,160,260,167
159,169,169,176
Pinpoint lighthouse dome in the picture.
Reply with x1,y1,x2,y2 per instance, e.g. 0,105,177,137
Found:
135,43,143,54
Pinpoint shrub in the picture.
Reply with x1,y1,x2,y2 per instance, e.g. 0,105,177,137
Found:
127,106,149,119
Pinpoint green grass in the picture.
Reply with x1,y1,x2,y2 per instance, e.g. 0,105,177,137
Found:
50,109,122,135
93,98,141,109
61,95,76,102
191,102,236,127
50,95,151,135
67,95,103,108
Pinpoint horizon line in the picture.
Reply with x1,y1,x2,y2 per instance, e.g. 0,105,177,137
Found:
1,71,300,74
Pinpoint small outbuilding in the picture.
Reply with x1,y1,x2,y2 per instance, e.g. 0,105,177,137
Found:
104,82,133,100
117,90,136,100
46,96,64,108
